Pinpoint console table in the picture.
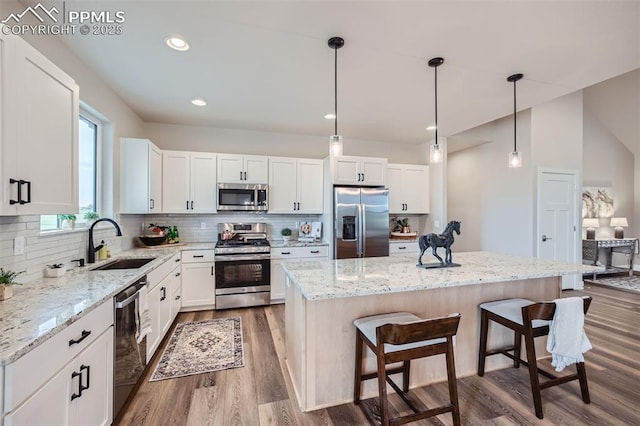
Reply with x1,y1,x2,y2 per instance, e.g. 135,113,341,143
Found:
582,238,637,278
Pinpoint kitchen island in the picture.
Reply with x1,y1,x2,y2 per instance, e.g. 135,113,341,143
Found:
282,251,601,411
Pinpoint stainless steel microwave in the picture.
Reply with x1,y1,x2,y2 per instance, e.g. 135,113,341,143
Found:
217,183,268,211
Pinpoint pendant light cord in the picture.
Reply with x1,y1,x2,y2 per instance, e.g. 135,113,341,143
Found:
513,78,517,152
334,45,338,136
434,65,438,146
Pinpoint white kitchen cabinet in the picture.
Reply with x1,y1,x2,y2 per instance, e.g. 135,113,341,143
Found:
0,31,79,215
162,151,217,213
217,154,268,184
181,250,216,310
269,157,323,214
3,297,113,426
389,241,420,255
120,138,162,213
146,253,181,359
270,246,329,302
331,155,387,186
170,268,182,322
387,163,430,214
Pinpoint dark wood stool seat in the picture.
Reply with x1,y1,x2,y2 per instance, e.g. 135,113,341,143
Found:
477,296,592,419
353,311,461,426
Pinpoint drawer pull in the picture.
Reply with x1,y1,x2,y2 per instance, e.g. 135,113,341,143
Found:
175,272,181,277
175,258,181,262
281,252,291,255
69,330,91,346
192,255,205,258
398,246,406,250
310,250,320,254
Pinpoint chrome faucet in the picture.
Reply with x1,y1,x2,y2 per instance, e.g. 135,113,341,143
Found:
88,218,123,263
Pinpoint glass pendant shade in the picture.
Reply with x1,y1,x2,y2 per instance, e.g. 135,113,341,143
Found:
330,134,343,156
430,143,442,164
508,151,522,168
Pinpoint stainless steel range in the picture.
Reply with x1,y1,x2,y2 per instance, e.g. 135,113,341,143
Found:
214,223,271,309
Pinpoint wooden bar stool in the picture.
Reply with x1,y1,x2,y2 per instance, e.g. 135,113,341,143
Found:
477,297,592,419
353,312,461,426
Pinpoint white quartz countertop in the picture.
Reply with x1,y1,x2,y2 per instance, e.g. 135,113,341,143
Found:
269,240,329,248
0,242,215,365
282,251,603,301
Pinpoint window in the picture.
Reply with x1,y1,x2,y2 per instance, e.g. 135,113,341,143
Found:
40,112,101,231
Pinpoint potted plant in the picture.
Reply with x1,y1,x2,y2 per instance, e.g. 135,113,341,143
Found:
44,263,66,278
58,214,77,230
393,218,411,234
281,228,292,243
83,211,99,226
0,267,24,301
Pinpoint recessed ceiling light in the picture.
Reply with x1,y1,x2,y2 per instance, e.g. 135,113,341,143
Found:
426,125,437,131
191,98,207,106
324,113,336,120
165,36,189,51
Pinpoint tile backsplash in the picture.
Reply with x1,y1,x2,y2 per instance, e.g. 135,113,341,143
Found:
0,213,322,283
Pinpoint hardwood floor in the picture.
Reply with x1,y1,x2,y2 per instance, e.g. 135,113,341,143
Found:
116,284,639,425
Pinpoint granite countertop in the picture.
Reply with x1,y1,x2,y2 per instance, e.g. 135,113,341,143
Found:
269,240,329,248
282,251,604,301
0,242,216,365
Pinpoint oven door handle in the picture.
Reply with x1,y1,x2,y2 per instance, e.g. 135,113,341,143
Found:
215,254,270,262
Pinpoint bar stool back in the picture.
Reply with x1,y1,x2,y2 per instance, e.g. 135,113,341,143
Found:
477,297,592,419
353,311,461,426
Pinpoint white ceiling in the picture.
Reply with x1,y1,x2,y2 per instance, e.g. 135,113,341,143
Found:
42,1,640,145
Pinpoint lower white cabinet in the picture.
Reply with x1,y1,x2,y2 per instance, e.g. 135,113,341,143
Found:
4,328,113,426
181,250,216,310
170,269,182,320
389,241,420,255
270,246,329,302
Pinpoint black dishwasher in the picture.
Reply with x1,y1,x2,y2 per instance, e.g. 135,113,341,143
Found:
113,276,148,418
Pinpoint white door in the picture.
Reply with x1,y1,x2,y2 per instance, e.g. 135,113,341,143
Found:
404,165,429,214
181,262,215,307
269,157,297,213
332,156,359,185
146,283,163,358
296,159,323,213
190,152,217,213
149,144,162,212
162,151,190,213
360,158,387,186
387,165,405,214
244,155,269,183
537,170,579,289
217,154,244,183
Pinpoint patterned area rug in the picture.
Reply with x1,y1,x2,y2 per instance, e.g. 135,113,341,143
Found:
587,275,640,292
150,317,244,381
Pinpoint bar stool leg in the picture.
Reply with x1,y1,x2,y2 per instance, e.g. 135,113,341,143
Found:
576,362,591,404
402,360,411,392
376,351,391,426
523,328,544,419
478,309,489,376
513,331,522,368
446,339,461,426
353,330,364,404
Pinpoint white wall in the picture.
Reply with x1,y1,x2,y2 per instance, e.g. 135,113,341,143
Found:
141,122,426,164
448,111,534,255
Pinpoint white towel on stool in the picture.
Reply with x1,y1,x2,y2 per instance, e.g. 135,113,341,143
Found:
135,285,152,344
546,297,592,372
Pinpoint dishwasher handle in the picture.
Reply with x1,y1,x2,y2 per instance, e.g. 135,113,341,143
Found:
114,278,147,309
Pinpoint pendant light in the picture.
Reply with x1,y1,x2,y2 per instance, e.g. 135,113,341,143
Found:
328,37,344,156
507,73,523,168
428,57,444,163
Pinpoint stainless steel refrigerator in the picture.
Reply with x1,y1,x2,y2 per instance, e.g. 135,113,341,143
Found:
334,187,389,259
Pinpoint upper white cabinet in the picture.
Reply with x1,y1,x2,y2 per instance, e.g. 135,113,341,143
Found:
331,156,387,186
120,138,162,214
269,157,323,214
387,163,430,214
0,31,79,215
217,154,268,184
162,151,217,213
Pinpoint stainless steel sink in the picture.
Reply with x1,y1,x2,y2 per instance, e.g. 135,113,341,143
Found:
91,258,156,271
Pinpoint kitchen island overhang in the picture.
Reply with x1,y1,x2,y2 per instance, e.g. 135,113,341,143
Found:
282,251,602,412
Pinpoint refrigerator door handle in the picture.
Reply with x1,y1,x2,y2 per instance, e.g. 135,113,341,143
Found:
359,203,366,257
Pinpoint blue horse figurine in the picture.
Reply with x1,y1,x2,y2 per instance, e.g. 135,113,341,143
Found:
417,220,461,266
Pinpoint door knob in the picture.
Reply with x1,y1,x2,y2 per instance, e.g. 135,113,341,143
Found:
542,235,552,242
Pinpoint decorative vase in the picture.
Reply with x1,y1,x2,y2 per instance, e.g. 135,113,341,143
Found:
402,226,411,234
0,285,13,301
62,220,76,231
282,236,290,243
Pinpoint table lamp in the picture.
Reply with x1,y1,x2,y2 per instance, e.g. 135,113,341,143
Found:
609,217,628,239
583,218,599,240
